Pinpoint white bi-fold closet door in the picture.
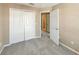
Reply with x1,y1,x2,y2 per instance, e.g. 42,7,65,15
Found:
9,8,36,44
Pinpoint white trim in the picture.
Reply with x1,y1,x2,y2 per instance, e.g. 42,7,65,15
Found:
41,11,50,13
40,11,42,38
60,42,79,55
0,46,4,54
4,44,11,48
0,44,11,54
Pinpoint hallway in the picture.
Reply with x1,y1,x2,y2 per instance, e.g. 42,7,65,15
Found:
1,32,76,55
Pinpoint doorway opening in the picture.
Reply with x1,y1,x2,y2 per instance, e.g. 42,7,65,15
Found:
41,12,50,38
41,9,59,45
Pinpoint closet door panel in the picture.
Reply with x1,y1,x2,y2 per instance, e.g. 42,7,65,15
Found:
10,9,24,44
25,12,36,40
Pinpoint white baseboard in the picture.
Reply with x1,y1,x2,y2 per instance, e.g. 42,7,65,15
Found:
4,44,11,47
60,42,79,55
35,36,41,38
0,44,11,54
0,46,5,54
25,36,41,41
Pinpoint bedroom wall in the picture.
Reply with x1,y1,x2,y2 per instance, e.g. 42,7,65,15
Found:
0,4,4,51
0,3,41,46
52,3,79,52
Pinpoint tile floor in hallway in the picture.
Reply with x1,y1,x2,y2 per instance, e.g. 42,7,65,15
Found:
1,32,76,55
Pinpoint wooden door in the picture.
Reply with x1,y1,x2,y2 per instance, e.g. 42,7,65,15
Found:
41,14,47,32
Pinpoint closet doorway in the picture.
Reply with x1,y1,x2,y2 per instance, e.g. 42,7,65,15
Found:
9,8,36,44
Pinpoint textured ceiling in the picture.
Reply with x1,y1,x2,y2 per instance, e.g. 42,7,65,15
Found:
22,3,58,9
